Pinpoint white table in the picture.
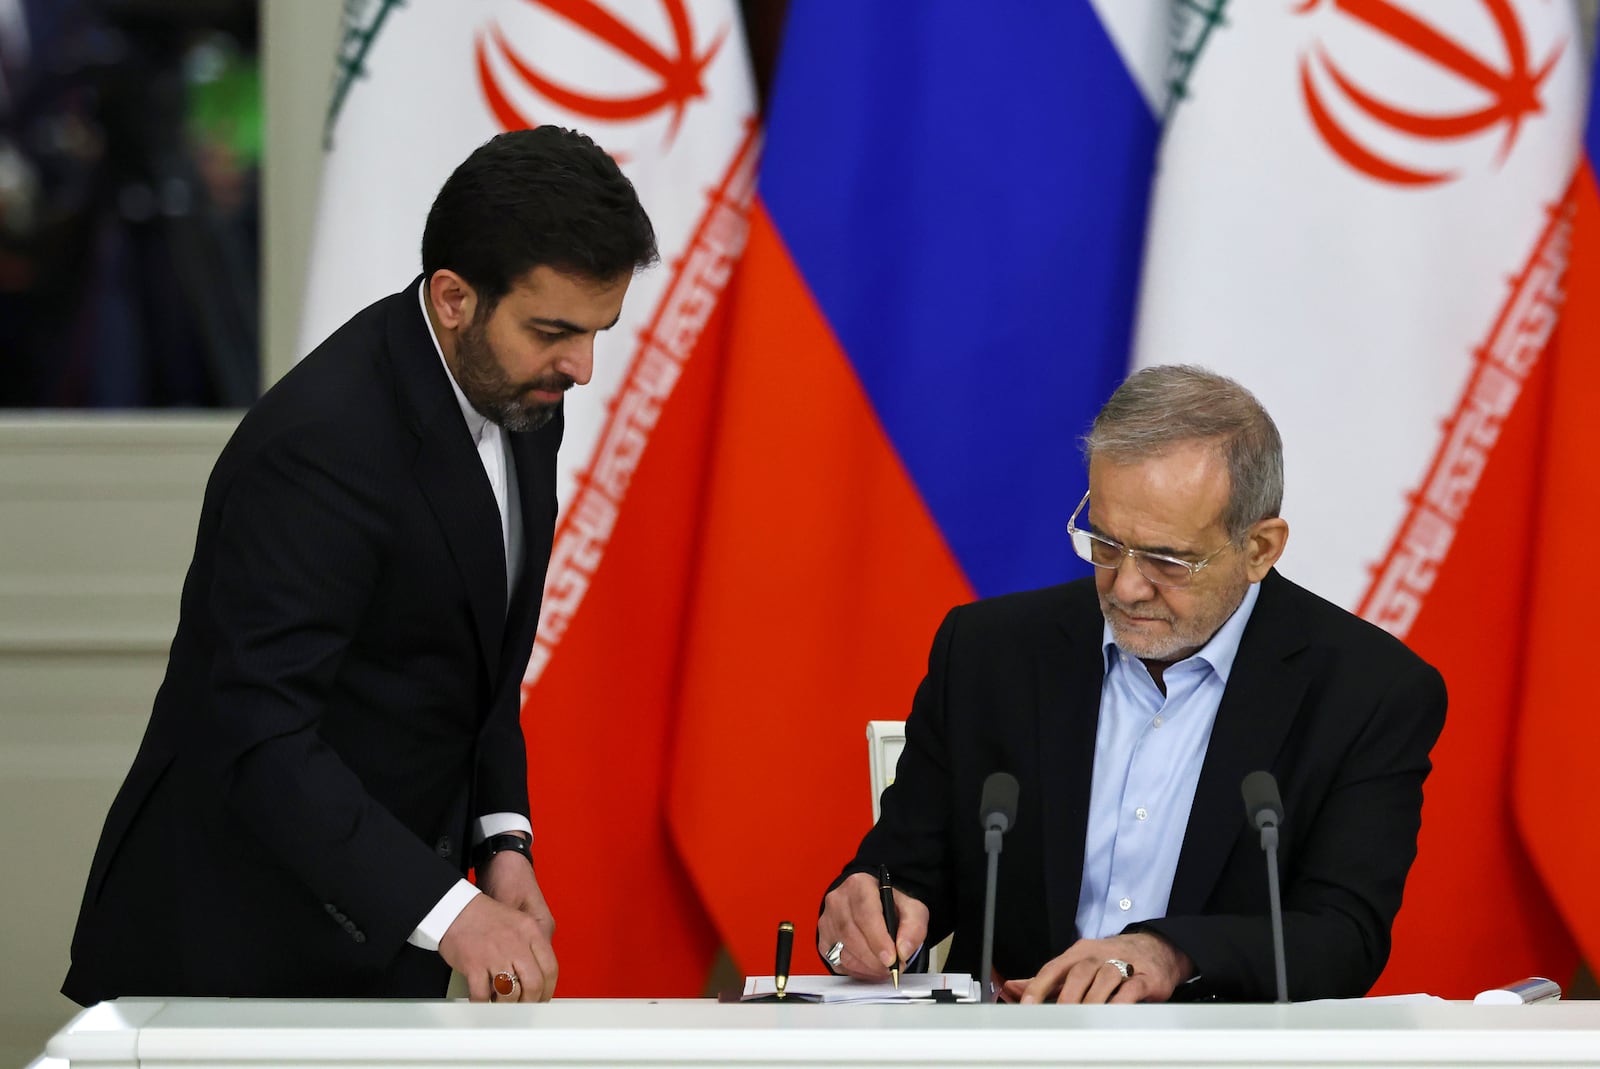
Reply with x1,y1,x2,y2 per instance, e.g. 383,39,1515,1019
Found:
43,997,1600,1068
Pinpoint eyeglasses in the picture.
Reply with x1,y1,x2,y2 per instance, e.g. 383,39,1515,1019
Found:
1066,491,1231,588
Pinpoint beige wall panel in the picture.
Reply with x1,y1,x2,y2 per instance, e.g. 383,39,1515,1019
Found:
0,418,234,1066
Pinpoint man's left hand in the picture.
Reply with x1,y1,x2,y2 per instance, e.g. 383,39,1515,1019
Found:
479,848,556,946
1001,932,1193,1004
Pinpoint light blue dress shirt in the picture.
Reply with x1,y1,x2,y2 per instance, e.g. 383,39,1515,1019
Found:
1074,581,1262,940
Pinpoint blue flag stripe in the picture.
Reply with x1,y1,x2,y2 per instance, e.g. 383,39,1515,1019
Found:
761,0,1161,597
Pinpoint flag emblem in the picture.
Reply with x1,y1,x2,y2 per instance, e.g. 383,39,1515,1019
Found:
1297,0,1564,185
475,0,727,145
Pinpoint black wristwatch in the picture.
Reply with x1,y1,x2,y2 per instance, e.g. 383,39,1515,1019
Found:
473,832,533,872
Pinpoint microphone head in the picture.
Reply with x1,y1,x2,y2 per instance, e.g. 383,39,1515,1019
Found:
979,771,1020,833
1241,770,1284,830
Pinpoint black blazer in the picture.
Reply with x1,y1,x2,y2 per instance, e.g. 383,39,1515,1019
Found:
64,282,560,1002
835,570,1447,1001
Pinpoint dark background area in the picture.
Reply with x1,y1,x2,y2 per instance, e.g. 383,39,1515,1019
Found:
0,0,260,408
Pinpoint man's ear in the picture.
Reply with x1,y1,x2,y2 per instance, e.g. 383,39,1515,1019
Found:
427,270,477,331
1242,517,1289,582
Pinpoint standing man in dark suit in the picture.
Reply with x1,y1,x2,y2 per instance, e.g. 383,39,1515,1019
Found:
63,126,657,1005
818,365,1447,1002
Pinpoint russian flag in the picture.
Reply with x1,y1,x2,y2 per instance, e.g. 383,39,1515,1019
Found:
665,1,1165,975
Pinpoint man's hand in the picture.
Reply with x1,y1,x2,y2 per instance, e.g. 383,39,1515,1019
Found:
438,863,558,1002
479,849,556,946
1000,932,1192,1004
817,872,929,980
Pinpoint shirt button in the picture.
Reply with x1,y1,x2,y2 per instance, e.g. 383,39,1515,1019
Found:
1135,807,1148,821
1153,716,1165,728
1119,897,1132,911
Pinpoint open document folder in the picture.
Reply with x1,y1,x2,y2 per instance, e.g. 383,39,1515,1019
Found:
741,973,980,1003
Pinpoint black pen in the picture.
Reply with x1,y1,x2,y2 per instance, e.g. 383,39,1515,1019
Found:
878,864,901,988
774,920,794,999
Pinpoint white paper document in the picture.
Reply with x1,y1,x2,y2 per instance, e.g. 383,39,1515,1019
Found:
742,973,979,1003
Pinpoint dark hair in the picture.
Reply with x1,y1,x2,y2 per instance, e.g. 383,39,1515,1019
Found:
420,126,658,308
1083,364,1283,542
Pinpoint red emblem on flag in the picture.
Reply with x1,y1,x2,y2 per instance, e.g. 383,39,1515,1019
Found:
1296,0,1564,186
475,0,727,146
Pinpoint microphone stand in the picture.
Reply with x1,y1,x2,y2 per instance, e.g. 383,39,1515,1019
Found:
979,821,1003,1003
976,771,1018,1004
1259,818,1288,1004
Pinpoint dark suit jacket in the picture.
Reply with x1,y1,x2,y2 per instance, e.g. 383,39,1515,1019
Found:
64,282,560,1003
834,570,1447,1001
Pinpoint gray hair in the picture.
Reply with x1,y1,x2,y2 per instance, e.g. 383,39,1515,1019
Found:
1082,365,1283,542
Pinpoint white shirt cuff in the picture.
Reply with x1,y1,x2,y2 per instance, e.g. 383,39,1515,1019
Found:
406,815,532,953
473,812,533,843
407,878,481,952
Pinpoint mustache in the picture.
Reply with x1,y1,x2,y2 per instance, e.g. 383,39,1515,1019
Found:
1102,593,1172,622
519,372,577,396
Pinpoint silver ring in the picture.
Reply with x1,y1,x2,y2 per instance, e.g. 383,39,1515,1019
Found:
1105,958,1133,980
824,940,845,970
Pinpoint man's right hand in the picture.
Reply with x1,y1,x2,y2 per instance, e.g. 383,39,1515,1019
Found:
438,892,558,1002
817,871,929,981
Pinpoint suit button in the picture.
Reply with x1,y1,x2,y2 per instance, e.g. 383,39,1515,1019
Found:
334,911,348,924
343,920,356,933
352,931,366,944
436,836,452,858
324,903,337,914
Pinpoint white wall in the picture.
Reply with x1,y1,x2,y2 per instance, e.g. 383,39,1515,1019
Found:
0,3,340,1064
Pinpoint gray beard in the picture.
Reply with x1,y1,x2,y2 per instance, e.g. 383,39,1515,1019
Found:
478,396,557,433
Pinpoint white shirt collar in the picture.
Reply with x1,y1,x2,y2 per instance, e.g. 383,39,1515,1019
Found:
417,278,494,445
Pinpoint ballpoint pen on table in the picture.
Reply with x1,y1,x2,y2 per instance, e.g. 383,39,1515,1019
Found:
774,920,794,999
878,864,901,988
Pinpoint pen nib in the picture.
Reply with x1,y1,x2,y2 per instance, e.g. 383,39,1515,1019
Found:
891,966,900,989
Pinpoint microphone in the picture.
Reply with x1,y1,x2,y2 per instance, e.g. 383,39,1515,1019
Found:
978,771,1019,1003
981,771,1019,837
1242,770,1283,831
1241,770,1289,1003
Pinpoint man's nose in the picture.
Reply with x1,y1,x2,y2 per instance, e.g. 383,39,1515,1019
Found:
556,337,595,386
1111,553,1157,602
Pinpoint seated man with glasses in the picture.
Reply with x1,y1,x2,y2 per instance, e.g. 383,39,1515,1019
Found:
818,364,1446,1003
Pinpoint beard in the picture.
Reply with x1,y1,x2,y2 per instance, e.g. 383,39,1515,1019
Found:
452,316,573,432
1098,571,1249,664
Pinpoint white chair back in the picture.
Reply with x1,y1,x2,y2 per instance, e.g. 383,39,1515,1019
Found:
866,720,906,823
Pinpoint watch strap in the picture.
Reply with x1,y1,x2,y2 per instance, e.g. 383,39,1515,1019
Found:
473,831,533,871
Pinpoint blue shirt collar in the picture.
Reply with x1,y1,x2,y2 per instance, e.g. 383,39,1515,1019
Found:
1101,578,1263,684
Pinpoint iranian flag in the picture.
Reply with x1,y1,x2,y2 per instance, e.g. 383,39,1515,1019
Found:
1132,0,1589,995
299,0,758,996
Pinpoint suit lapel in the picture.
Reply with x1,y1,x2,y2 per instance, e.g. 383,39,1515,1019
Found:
1037,585,1107,951
1166,570,1310,915
388,283,507,680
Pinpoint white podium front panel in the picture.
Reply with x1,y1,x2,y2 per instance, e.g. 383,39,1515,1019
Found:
44,997,1600,1068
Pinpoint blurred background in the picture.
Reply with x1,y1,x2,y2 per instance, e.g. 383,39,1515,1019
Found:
0,0,260,408
3,1,1598,1063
